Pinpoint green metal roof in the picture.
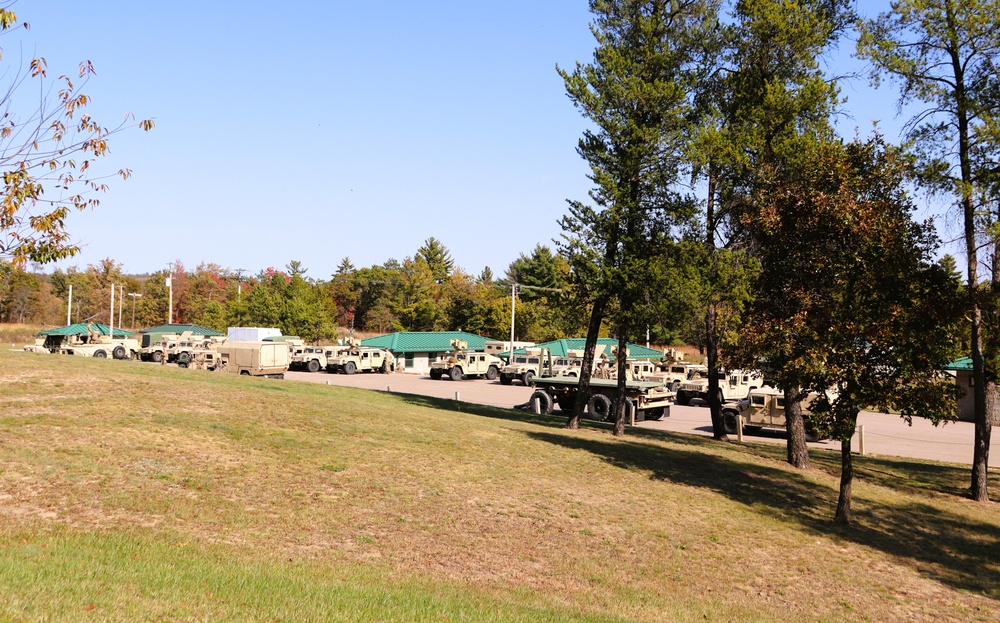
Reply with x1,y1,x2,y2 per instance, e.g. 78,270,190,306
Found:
361,331,495,353
37,323,134,338
138,323,224,336
506,338,665,360
944,357,973,371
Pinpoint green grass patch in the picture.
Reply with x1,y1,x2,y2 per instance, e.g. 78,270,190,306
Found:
0,350,997,622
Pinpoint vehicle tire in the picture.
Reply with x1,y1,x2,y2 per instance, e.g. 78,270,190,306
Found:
675,391,690,406
647,407,665,421
93,349,107,358
722,410,739,435
430,369,442,380
152,351,163,363
112,345,127,360
380,363,388,374
240,370,250,376
307,359,321,373
805,429,820,443
178,361,188,369
669,380,680,393
499,375,512,386
450,366,464,381
177,352,192,365
522,370,535,386
486,366,498,381
528,390,554,415
587,394,612,422
343,361,356,375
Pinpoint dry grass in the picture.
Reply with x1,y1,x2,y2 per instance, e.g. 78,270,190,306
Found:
0,350,997,622
0,323,46,346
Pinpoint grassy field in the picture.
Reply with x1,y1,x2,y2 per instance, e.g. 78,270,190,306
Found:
0,350,997,622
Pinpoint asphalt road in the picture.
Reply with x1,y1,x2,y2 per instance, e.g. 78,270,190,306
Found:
285,369,1000,468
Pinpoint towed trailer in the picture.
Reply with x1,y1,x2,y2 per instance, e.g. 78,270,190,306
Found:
521,376,672,424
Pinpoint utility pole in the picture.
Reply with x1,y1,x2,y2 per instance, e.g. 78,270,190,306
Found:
67,284,73,326
235,268,246,302
118,285,125,329
128,293,142,331
166,262,174,324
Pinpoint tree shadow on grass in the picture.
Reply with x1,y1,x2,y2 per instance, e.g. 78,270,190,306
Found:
522,429,1000,599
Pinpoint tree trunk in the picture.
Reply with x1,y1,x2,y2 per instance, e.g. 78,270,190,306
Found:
834,425,855,525
568,295,607,430
704,164,727,440
613,331,628,437
784,387,810,469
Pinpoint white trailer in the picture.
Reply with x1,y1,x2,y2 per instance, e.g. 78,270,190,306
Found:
227,327,282,342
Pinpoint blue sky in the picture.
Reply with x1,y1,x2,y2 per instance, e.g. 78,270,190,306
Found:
13,0,925,279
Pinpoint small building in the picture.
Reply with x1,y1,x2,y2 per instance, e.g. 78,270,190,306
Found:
944,357,975,422
360,331,496,374
138,323,224,349
503,338,666,361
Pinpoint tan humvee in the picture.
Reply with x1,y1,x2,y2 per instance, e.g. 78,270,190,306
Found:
500,347,554,386
675,368,764,406
721,386,828,442
327,338,395,374
429,339,504,381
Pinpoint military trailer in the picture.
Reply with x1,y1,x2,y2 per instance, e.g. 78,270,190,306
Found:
524,376,672,423
264,336,306,365
429,339,504,381
215,341,290,378
59,325,140,360
721,386,827,442
675,368,764,406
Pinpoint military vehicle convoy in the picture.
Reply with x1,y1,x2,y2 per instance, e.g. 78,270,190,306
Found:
326,338,395,374
721,386,828,442
429,340,504,381
295,345,348,373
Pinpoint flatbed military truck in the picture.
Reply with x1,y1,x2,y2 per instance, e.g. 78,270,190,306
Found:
59,325,140,360
523,376,672,423
429,339,504,381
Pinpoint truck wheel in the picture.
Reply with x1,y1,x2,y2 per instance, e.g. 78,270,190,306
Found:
343,361,357,375
675,392,690,406
177,352,192,365
647,408,665,421
587,394,612,422
722,411,739,435
307,359,321,373
152,351,163,363
486,366,498,381
380,363,389,374
450,366,464,381
93,349,108,358
499,375,512,386
528,390,554,415
112,345,127,360
669,381,680,393
178,361,189,369
430,369,442,380
522,370,535,386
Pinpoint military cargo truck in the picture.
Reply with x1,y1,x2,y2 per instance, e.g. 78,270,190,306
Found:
59,325,140,360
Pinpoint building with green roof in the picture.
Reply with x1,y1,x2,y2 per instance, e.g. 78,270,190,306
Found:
944,357,974,421
504,338,665,361
38,323,133,338
360,331,496,373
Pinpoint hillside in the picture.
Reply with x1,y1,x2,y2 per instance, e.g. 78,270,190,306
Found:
0,350,997,622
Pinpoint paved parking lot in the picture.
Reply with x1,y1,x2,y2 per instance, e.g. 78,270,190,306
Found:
285,369,999,467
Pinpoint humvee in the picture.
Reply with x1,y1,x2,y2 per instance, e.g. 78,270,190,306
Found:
721,386,827,442
646,361,707,392
499,347,553,386
140,333,183,362
326,339,395,374
297,346,335,373
429,339,504,381
675,368,764,406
